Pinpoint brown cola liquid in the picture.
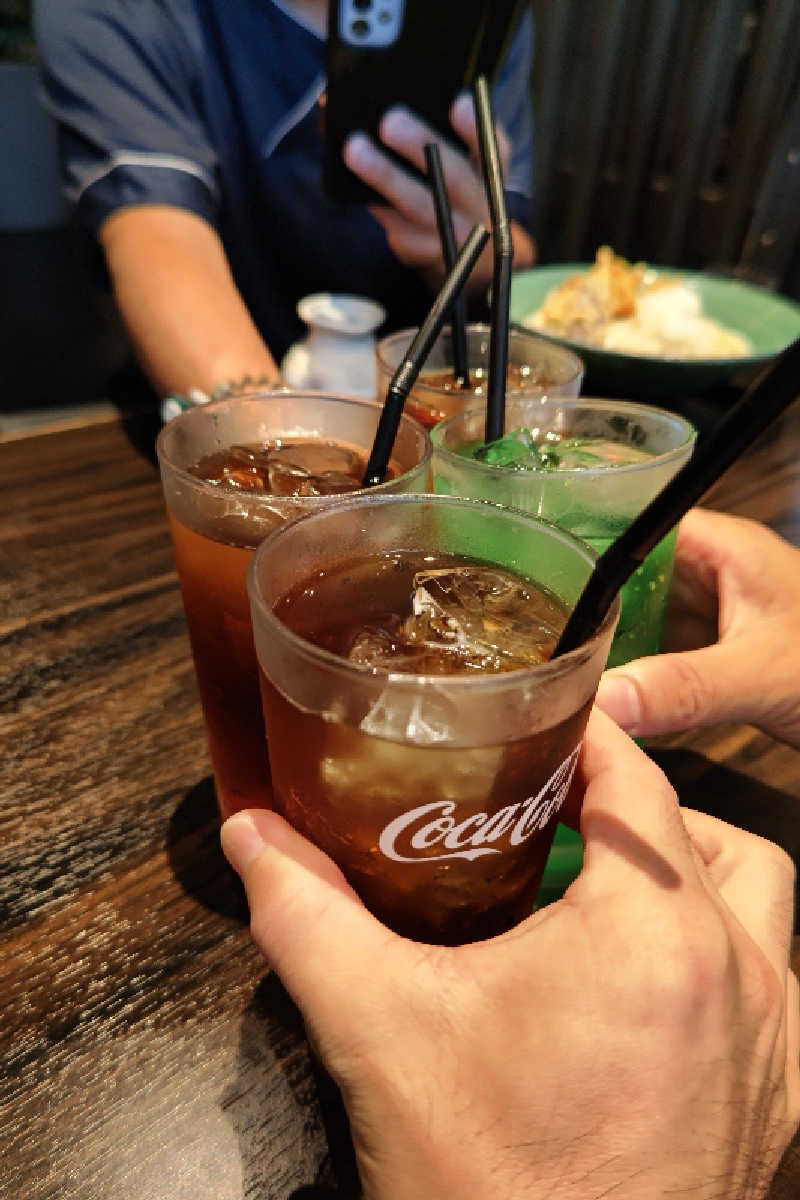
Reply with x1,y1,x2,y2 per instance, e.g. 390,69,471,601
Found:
169,511,272,818
408,362,556,428
188,437,387,496
171,439,396,819
262,551,591,944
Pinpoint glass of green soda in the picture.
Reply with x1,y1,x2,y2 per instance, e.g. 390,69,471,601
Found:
431,397,696,900
431,398,696,667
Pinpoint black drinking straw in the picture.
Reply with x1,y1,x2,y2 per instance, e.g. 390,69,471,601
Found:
552,336,800,659
362,222,490,487
424,141,469,387
473,74,512,445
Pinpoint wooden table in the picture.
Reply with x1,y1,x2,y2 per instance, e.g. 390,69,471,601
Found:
3,401,800,1199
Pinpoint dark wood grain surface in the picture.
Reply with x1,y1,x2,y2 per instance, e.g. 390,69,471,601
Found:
2,402,800,1199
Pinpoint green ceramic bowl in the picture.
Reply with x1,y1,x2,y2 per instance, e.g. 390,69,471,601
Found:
509,264,800,395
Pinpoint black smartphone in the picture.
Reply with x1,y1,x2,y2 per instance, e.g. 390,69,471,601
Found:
323,0,527,204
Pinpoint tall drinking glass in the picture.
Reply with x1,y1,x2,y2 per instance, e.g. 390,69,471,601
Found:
431,398,696,667
432,398,696,900
157,391,431,819
375,323,585,429
248,493,618,944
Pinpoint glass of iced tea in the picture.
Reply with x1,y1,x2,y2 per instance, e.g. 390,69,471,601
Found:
247,493,618,945
156,391,431,819
431,398,696,668
375,323,585,428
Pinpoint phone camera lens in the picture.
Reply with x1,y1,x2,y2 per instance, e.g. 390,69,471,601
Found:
351,17,370,36
352,0,372,8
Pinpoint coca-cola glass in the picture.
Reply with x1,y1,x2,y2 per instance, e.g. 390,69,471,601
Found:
157,391,431,820
247,493,618,944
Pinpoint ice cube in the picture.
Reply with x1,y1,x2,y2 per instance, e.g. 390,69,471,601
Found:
472,428,651,472
473,427,538,468
347,626,422,672
221,464,266,490
314,470,364,495
264,443,364,495
270,441,360,477
472,427,566,472
554,437,651,469
404,566,562,669
321,722,502,794
266,457,312,495
358,689,467,745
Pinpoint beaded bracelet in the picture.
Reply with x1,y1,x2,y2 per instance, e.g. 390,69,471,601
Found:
161,373,280,422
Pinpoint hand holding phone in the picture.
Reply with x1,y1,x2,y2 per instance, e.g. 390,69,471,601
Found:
344,96,516,293
323,0,527,205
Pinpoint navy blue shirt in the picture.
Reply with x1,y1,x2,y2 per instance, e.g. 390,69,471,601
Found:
35,0,534,362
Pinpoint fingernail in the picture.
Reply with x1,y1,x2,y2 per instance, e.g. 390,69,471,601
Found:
343,133,376,169
595,673,642,731
221,811,266,876
451,93,473,121
381,106,414,140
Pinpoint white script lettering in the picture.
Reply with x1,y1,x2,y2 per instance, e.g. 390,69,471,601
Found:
378,744,582,863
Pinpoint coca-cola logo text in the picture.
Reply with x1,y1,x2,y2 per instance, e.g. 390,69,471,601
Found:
378,743,581,863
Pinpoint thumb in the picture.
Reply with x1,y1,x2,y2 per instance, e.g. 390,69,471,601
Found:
595,643,754,737
221,810,399,1028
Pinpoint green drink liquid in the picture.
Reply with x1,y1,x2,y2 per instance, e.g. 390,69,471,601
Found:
466,428,655,471
442,422,689,905
584,525,677,667
456,427,675,668
536,526,676,904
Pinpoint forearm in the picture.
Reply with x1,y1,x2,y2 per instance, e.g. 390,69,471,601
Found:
359,1123,779,1200
352,1056,782,1200
100,206,279,398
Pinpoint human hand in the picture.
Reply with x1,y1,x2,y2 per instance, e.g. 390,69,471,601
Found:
596,507,800,747
343,95,534,291
221,709,800,1200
